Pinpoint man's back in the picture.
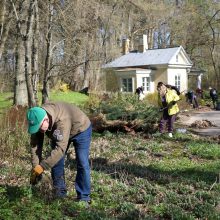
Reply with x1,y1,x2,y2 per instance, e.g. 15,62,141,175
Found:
187,91,194,100
136,87,143,95
210,89,218,99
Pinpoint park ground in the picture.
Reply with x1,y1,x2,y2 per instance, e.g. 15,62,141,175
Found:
1,93,220,219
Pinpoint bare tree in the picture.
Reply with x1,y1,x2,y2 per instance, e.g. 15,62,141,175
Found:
3,0,220,103
13,0,29,106
32,0,39,104
42,0,54,104
0,0,13,60
207,9,220,88
25,0,37,107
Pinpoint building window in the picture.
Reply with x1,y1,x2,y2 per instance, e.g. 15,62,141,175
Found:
142,77,150,91
122,78,132,92
175,75,180,90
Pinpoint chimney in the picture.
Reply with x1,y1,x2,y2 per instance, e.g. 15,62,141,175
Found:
138,34,148,53
122,38,130,55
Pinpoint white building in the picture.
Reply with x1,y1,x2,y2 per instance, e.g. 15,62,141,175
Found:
103,37,196,96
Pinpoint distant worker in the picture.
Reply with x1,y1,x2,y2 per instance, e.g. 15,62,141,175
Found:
209,87,218,109
196,88,204,99
186,90,199,109
157,82,180,138
135,86,144,100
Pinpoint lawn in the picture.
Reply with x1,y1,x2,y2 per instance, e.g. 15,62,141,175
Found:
0,129,220,219
0,92,220,219
48,90,89,106
0,92,13,113
0,91,89,111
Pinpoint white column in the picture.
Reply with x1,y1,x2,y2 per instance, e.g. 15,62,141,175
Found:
119,77,123,92
132,77,135,93
197,74,202,89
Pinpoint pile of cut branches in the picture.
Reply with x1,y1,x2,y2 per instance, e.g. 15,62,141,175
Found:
189,120,217,128
88,94,159,134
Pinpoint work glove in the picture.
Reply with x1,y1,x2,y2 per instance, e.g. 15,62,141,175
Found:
30,165,44,185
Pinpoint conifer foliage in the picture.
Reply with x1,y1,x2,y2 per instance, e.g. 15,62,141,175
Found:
89,94,159,133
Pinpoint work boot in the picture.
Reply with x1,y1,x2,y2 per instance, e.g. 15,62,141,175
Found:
53,187,67,199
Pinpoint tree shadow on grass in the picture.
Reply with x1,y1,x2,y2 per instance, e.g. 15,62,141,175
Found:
0,181,53,203
0,184,26,202
90,157,220,185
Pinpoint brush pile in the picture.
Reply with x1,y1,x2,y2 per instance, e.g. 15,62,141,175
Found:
87,94,159,134
189,120,217,129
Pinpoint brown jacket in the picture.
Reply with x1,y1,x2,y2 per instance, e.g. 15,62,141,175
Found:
30,102,91,170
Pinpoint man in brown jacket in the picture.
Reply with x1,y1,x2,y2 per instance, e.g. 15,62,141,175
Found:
26,102,92,203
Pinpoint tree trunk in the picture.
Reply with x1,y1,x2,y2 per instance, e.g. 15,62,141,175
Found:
208,11,220,89
42,0,54,104
82,34,92,89
14,40,28,106
0,0,13,61
32,0,39,105
25,0,36,107
14,0,28,106
148,28,154,49
0,20,11,61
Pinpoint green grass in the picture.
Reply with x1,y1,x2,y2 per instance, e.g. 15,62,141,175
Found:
1,130,220,219
49,90,89,106
1,92,220,219
0,92,13,113
0,91,89,111
187,142,220,159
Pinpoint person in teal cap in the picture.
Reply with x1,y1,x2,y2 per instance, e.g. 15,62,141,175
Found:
26,102,92,204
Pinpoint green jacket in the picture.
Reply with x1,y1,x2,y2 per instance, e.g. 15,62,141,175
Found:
30,102,91,170
158,88,180,115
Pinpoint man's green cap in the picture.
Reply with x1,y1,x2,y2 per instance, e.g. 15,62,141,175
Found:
26,107,47,134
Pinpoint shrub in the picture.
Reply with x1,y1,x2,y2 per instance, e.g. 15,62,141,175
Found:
144,92,158,106
83,93,102,114
0,106,29,160
59,83,69,92
51,80,69,92
97,93,159,123
86,93,159,133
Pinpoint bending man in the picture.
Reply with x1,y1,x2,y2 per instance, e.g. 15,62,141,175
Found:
26,101,92,203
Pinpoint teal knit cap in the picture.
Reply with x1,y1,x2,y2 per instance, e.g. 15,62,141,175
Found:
26,107,47,134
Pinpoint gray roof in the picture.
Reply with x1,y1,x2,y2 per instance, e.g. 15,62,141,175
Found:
103,46,192,68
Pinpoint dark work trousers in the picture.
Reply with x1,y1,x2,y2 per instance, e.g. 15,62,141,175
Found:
189,97,199,108
51,124,92,201
159,109,176,133
212,97,218,109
